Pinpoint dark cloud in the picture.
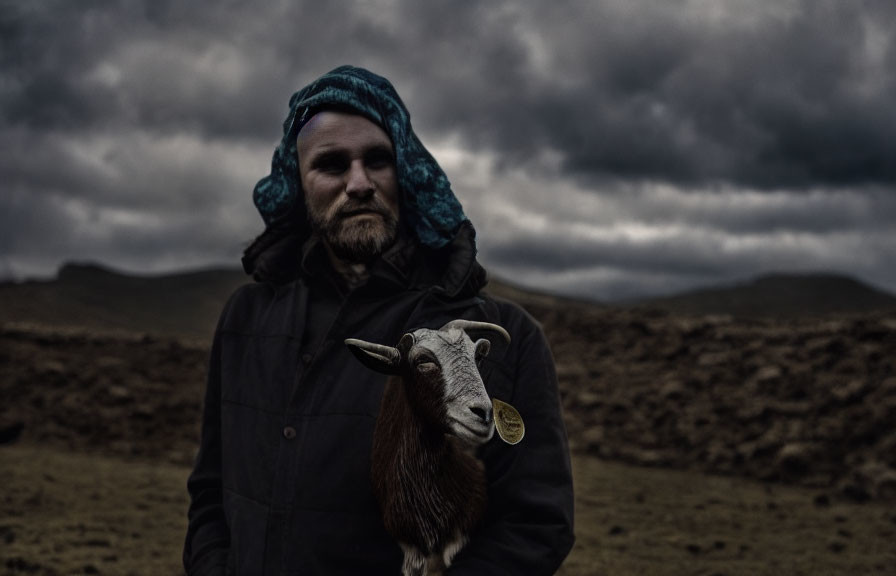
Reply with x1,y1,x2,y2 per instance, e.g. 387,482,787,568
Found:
481,222,896,301
5,1,894,188
397,0,896,189
610,187,896,236
1,178,252,278
1,0,894,299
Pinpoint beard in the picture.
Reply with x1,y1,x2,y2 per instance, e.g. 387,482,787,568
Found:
307,198,400,263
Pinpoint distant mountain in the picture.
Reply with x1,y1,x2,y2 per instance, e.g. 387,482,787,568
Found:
3,265,893,340
635,273,896,318
0,262,249,340
0,262,573,341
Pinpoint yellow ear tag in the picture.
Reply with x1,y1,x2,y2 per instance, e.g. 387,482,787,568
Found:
492,398,525,445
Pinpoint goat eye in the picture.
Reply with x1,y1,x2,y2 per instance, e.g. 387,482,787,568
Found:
416,361,438,373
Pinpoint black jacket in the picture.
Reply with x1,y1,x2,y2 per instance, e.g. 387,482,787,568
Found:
183,224,575,575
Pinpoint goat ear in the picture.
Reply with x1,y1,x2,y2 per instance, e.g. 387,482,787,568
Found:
344,338,401,374
397,333,416,356
474,338,491,360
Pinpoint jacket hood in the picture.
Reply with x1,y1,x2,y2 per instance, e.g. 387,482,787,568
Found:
249,65,466,246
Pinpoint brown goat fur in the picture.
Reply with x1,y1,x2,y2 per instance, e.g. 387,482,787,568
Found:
371,369,487,559
346,321,510,574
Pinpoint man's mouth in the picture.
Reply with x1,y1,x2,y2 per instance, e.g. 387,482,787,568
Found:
340,208,384,219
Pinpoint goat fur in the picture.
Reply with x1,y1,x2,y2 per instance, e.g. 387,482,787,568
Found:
346,320,509,575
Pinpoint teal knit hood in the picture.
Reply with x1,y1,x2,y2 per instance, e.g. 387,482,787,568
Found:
251,65,466,249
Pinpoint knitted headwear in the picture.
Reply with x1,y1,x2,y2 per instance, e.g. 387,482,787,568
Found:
251,65,466,249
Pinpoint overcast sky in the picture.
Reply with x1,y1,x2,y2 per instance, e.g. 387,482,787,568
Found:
2,0,895,300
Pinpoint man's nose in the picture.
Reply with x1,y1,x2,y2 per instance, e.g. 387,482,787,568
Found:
345,161,375,198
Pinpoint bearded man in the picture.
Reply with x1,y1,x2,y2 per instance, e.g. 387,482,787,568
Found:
183,66,574,576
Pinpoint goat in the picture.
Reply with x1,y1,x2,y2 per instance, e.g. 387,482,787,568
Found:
345,319,511,576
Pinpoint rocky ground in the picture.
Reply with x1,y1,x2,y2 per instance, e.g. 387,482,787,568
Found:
4,443,895,576
2,304,895,499
526,303,896,501
0,325,206,468
1,304,896,574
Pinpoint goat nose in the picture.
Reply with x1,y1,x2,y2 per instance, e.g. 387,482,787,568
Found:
469,405,493,426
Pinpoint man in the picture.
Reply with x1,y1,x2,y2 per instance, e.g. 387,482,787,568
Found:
184,65,574,575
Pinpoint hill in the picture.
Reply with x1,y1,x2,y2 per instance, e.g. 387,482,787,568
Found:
2,262,896,500
6,265,893,345
3,263,896,573
0,262,248,340
0,262,573,341
635,273,896,318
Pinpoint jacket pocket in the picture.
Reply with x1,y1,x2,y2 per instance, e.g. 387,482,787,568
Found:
220,402,278,503
222,490,269,575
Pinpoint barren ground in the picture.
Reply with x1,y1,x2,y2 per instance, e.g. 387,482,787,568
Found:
2,303,895,574
2,444,894,575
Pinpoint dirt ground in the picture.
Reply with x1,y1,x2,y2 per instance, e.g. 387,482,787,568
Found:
1,310,895,574
2,443,894,576
1,444,188,576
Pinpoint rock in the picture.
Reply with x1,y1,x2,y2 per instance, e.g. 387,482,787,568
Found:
697,351,731,367
576,391,602,408
632,449,666,466
813,494,831,507
831,379,866,402
765,400,812,416
827,540,847,553
5,558,44,572
36,360,66,375
132,403,155,418
704,441,735,471
555,362,587,379
879,377,896,396
659,380,687,402
838,476,872,502
0,420,24,445
95,356,126,369
107,385,131,400
581,427,605,451
754,365,782,384
775,443,815,479
866,464,896,500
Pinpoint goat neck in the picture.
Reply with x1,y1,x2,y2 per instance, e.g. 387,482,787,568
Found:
371,373,487,558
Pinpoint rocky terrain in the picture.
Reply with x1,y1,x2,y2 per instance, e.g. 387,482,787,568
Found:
528,304,896,501
3,265,896,574
0,325,207,468
3,302,895,501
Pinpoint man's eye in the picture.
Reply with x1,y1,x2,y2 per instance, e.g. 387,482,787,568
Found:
365,150,394,169
313,155,347,174
319,162,345,174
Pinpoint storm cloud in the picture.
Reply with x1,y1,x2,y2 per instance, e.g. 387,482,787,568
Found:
2,0,894,299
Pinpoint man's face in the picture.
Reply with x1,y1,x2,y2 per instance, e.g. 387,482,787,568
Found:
297,111,400,263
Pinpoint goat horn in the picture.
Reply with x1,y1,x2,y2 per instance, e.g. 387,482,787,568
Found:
439,320,511,343
344,339,401,365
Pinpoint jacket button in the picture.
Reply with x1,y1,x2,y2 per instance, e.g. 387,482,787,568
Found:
301,353,313,365
282,426,296,440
